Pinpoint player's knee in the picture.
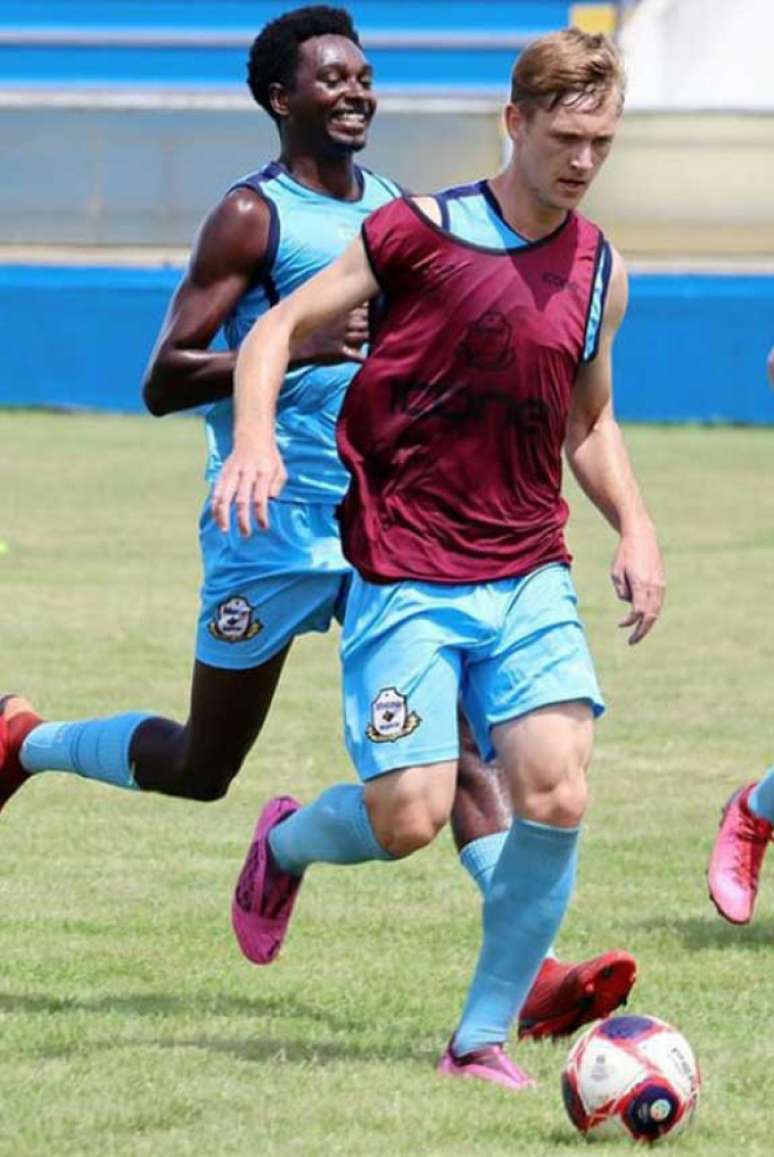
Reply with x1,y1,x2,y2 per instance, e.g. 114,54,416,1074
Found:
525,766,588,827
369,797,449,858
179,758,243,802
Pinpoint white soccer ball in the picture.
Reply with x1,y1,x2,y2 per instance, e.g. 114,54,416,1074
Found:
561,1014,701,1143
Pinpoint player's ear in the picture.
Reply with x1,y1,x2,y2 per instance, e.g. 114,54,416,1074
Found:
268,82,290,122
504,102,525,144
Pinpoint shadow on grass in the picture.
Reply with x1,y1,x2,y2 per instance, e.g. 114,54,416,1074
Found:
634,914,774,951
0,991,438,1064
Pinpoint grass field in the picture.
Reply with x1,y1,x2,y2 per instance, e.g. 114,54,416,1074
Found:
1,411,774,1156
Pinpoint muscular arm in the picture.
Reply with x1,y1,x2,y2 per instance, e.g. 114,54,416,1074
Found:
142,188,269,416
142,188,369,417
212,237,379,533
565,248,665,644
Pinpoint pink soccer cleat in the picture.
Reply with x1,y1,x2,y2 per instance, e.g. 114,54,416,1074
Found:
438,1041,535,1092
707,782,773,925
518,950,637,1040
231,795,303,964
0,694,42,814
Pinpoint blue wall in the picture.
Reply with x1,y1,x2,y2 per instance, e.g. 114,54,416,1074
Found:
1,265,773,423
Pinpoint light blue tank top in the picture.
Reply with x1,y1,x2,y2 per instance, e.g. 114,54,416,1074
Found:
437,181,611,361
205,161,402,503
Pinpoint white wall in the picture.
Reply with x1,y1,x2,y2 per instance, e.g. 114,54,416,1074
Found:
620,0,774,109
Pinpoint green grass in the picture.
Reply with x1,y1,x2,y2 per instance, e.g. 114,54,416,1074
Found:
1,412,774,1156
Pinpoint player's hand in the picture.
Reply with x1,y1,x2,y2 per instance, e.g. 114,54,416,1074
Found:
292,305,369,365
210,438,287,535
610,521,665,645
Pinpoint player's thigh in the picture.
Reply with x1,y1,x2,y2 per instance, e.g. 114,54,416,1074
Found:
340,575,463,783
491,700,594,824
461,563,604,764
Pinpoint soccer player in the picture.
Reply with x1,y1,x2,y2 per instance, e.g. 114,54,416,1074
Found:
0,7,631,1036
707,768,774,925
213,27,664,1089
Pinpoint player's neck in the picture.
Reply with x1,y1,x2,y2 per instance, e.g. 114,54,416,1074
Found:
488,167,568,242
279,151,361,202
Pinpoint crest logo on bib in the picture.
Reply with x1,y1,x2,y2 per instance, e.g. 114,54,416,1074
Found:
208,596,262,643
366,687,422,743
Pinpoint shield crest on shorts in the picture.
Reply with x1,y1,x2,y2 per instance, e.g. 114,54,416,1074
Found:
366,687,421,743
208,595,262,643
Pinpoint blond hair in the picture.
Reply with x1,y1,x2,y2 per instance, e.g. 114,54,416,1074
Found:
510,27,626,114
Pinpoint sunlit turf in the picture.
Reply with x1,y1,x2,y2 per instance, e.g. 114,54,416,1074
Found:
1,412,773,1155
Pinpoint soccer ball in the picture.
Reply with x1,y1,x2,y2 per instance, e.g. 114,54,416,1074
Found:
561,1014,701,1143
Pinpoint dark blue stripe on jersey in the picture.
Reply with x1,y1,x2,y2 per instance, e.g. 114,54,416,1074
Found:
228,165,281,303
592,242,614,359
436,193,451,230
582,235,609,364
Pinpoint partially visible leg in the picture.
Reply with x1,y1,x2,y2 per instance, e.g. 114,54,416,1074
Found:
450,702,592,1063
232,760,458,964
707,764,774,925
452,712,511,892
131,652,289,799
232,571,464,963
6,651,289,807
452,708,635,1039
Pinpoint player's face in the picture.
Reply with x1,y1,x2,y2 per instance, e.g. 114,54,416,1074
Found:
508,87,621,211
285,35,376,155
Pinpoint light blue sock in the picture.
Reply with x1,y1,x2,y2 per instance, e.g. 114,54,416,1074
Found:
748,766,774,824
453,816,580,1056
19,713,154,790
458,829,557,960
269,783,394,876
459,831,508,896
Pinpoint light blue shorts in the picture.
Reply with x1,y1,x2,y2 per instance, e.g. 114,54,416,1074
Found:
340,563,604,781
196,496,350,670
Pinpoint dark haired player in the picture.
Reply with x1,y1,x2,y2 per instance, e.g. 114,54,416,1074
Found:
214,27,662,1087
0,9,633,1037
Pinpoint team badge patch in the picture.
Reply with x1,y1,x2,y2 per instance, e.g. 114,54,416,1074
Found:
365,687,421,743
208,596,263,643
459,309,514,371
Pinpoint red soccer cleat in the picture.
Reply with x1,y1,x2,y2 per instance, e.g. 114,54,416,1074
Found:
707,782,773,925
0,694,42,814
518,950,637,1040
231,795,304,965
438,1042,535,1092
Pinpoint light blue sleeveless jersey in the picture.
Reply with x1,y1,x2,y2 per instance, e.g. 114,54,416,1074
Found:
436,181,612,361
205,162,401,503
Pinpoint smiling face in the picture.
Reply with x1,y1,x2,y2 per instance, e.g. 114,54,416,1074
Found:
271,34,376,156
506,86,621,212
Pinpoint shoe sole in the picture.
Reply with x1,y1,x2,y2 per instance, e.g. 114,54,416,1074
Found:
518,951,637,1040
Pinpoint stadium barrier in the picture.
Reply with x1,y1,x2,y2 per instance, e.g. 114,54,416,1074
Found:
1,264,773,424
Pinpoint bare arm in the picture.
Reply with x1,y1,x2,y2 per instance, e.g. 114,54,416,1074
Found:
142,189,269,416
565,247,665,644
211,236,379,533
142,189,370,416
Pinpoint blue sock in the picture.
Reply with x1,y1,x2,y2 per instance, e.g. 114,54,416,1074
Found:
749,767,774,824
458,829,557,960
269,783,394,876
453,817,579,1056
459,831,508,896
19,713,153,790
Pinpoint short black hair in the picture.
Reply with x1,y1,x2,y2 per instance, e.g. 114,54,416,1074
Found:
247,6,361,120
